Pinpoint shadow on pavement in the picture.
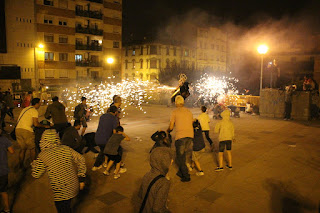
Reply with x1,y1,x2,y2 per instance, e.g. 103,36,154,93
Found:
265,179,317,213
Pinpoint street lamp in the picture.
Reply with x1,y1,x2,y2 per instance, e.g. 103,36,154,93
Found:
257,44,268,95
34,43,44,91
106,57,114,64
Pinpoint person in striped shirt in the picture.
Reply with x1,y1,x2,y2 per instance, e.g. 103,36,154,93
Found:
31,129,86,213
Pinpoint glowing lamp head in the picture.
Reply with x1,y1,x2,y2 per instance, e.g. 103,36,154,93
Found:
257,44,268,54
107,57,114,64
38,44,44,48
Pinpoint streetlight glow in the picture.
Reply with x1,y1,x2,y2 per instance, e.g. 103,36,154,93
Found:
257,44,268,54
107,57,114,64
38,44,44,48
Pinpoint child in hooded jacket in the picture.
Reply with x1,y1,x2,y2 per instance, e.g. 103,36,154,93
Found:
214,109,235,171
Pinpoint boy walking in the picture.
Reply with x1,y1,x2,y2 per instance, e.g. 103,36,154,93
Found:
214,109,235,171
0,130,14,213
191,120,205,176
197,106,213,148
103,126,130,179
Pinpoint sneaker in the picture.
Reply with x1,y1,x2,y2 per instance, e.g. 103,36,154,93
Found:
93,153,99,159
215,167,223,172
226,165,233,170
92,165,102,171
120,162,125,167
103,170,110,176
196,171,204,176
114,174,121,179
186,163,193,172
119,168,127,174
103,162,108,168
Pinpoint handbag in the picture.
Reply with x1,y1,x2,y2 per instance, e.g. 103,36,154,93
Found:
10,107,34,140
139,175,164,213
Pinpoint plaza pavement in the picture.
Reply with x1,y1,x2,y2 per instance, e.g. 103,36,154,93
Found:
3,104,320,213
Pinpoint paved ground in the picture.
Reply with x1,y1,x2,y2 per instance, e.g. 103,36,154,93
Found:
3,104,320,213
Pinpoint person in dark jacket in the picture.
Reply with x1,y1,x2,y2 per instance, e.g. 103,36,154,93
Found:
3,91,14,120
61,120,85,153
34,120,52,154
74,97,87,136
149,131,171,153
191,120,205,176
45,96,68,138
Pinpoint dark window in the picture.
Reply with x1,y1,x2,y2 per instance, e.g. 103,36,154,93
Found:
173,47,176,56
140,46,143,55
44,17,53,24
125,48,128,56
59,36,68,43
125,60,128,69
150,59,157,68
140,59,143,68
132,59,135,69
166,46,169,55
59,20,67,26
59,53,68,61
150,45,157,55
113,41,119,48
44,0,54,6
44,34,54,42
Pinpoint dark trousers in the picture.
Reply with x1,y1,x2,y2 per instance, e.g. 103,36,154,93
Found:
6,108,14,118
94,144,106,167
54,199,72,213
284,102,292,119
54,123,69,138
203,131,213,145
175,137,192,180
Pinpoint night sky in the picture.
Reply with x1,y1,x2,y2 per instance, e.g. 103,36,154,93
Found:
122,0,320,43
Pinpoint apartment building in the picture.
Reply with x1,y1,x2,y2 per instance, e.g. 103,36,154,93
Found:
122,42,196,81
0,0,122,90
195,27,227,73
0,0,36,91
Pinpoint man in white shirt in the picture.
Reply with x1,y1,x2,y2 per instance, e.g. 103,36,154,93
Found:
16,98,49,168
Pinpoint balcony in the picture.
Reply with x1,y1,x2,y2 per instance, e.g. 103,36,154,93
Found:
76,8,103,20
87,0,103,3
76,25,103,36
76,60,102,67
76,42,102,51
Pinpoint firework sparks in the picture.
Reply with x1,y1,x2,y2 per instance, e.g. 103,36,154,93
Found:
194,74,238,104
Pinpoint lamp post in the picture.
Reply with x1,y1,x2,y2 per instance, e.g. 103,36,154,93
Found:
34,43,44,91
257,44,268,96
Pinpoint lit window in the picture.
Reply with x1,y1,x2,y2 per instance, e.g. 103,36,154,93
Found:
45,52,54,61
132,48,135,56
75,54,82,62
140,46,143,55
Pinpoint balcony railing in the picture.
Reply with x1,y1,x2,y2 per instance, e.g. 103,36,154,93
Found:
87,0,103,3
76,43,102,51
76,25,103,36
76,8,103,20
76,61,102,67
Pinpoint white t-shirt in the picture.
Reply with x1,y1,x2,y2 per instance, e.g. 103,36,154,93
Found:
16,106,39,132
198,112,210,131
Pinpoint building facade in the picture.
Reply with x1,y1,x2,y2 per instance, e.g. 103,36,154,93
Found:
0,0,122,91
122,27,227,81
122,42,196,81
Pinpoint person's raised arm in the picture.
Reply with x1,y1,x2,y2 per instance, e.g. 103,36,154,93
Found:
7,146,14,154
122,132,130,141
44,106,51,120
167,112,175,133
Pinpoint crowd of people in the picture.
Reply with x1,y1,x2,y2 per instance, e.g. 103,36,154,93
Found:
0,91,236,213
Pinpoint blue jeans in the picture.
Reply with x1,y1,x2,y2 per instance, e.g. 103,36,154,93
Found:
175,137,192,179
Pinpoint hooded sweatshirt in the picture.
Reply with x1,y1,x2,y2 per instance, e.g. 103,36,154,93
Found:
214,110,235,142
32,129,86,201
45,101,68,124
138,147,173,213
